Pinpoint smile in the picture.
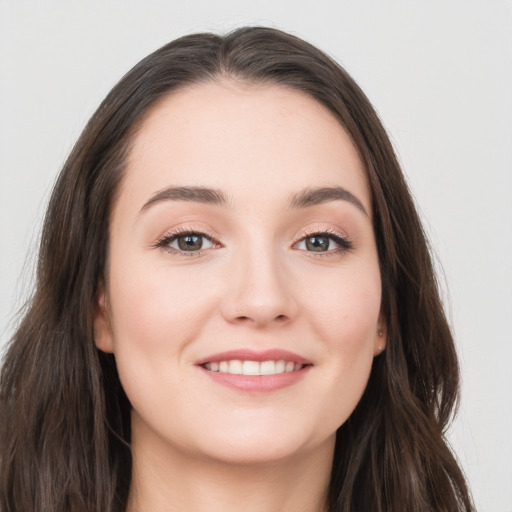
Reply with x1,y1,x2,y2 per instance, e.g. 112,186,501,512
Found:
196,349,313,392
203,360,305,375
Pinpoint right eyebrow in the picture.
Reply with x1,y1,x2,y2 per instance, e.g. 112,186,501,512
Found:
139,186,229,214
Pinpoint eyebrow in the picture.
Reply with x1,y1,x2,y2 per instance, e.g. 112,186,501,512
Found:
140,186,229,213
139,185,368,216
288,186,368,216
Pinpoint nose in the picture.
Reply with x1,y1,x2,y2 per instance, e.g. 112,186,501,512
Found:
220,246,298,328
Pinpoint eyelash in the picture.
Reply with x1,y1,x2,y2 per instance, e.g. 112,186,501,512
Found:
154,228,220,257
294,228,354,257
154,227,354,258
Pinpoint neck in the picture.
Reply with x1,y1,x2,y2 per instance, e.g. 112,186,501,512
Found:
126,419,333,512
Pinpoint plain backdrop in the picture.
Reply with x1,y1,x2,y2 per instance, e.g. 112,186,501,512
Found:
0,1,511,510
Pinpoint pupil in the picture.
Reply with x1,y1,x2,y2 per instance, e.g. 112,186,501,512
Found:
306,236,329,252
178,234,202,251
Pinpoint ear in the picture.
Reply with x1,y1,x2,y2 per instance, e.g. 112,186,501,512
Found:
93,282,115,353
373,313,387,357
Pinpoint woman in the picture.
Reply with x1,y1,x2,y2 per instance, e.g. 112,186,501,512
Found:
0,26,474,511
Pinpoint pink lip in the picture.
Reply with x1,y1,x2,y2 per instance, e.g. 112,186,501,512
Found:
198,365,312,393
195,349,313,393
194,348,311,366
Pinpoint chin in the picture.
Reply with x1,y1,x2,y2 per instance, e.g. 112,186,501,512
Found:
190,419,335,467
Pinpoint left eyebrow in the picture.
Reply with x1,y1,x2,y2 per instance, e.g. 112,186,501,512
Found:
288,186,368,216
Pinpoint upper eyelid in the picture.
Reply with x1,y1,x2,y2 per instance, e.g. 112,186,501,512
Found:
156,227,221,244
294,227,350,242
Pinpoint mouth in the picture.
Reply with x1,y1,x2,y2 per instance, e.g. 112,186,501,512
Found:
202,360,307,375
195,349,312,392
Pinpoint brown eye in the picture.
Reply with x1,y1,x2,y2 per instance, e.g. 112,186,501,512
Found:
177,234,203,251
305,235,330,252
156,231,216,254
295,231,353,255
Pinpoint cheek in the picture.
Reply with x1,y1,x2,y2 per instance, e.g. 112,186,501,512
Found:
106,259,222,379
105,261,223,430
298,262,381,348
296,264,380,425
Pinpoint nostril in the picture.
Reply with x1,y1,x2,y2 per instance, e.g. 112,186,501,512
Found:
233,314,288,325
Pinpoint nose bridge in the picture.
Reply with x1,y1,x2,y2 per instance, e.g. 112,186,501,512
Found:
221,235,296,327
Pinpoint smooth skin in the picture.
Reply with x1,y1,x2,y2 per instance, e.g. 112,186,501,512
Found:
94,81,386,512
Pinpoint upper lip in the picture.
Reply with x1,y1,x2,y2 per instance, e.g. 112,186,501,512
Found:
195,349,312,366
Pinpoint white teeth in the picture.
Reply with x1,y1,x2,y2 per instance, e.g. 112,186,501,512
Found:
260,360,276,375
229,360,243,374
204,359,304,376
242,360,260,375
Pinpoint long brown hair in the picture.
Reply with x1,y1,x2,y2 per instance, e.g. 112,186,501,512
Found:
0,26,474,511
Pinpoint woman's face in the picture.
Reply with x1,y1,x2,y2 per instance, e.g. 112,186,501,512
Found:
95,81,385,465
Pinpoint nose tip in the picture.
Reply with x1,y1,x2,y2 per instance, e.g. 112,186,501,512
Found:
220,255,298,328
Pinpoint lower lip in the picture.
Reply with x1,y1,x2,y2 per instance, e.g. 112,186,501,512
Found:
198,365,311,393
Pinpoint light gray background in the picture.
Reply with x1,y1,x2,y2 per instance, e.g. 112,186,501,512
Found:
1,2,511,510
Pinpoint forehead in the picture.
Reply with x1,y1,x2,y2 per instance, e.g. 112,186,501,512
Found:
120,80,369,214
